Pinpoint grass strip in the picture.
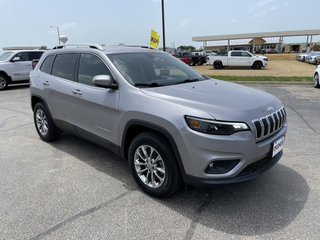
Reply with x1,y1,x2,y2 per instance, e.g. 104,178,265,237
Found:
207,76,313,82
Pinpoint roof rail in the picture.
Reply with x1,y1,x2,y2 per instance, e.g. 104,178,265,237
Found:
52,44,104,50
125,45,157,50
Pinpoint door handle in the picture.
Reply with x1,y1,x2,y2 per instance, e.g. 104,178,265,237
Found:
72,89,82,95
42,81,49,86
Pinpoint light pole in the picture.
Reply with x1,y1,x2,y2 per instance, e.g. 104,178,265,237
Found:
50,26,61,44
161,0,166,52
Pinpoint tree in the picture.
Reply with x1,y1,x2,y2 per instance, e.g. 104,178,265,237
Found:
40,46,47,50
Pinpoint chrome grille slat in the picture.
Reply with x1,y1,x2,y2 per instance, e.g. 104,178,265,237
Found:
252,107,286,141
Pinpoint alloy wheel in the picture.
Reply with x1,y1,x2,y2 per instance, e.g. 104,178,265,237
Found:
35,109,48,136
134,145,166,188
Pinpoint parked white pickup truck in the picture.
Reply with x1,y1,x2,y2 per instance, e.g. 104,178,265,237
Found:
206,50,268,69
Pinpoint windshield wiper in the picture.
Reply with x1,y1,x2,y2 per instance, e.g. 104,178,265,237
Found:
175,78,200,85
135,82,162,87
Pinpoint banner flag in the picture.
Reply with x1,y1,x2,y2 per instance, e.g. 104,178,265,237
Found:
150,29,160,48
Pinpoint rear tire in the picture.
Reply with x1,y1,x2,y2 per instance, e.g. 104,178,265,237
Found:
34,102,60,142
214,62,222,69
314,72,320,88
0,74,9,90
128,131,182,198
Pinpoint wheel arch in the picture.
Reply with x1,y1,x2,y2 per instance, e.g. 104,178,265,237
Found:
0,71,12,83
213,60,223,69
252,61,263,68
31,94,54,120
121,120,186,177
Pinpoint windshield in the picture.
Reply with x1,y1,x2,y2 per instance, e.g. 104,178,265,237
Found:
0,52,14,61
107,51,207,87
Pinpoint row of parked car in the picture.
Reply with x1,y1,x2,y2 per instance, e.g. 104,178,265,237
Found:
296,52,320,88
172,51,217,66
296,51,320,64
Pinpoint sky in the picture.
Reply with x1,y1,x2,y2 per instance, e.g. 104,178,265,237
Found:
0,0,320,51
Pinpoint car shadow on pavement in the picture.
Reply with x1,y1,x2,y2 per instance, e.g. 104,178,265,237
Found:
49,132,309,237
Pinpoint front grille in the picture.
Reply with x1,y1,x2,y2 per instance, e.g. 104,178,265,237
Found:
238,156,273,176
252,107,286,141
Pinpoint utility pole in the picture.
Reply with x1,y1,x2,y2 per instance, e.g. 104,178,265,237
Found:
161,0,166,52
50,26,61,44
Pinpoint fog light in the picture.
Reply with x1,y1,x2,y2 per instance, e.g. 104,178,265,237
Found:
205,160,240,174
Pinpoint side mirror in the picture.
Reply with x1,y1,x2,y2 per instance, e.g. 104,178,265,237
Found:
93,75,118,89
12,57,21,62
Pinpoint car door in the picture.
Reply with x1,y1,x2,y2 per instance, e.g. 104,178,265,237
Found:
9,52,33,81
228,51,252,66
71,53,120,145
228,51,242,66
39,53,79,134
240,51,253,66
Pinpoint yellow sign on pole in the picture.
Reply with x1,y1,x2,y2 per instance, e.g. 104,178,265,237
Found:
150,29,160,48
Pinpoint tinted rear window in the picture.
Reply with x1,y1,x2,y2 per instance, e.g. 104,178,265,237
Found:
29,52,44,61
40,55,55,74
52,53,77,81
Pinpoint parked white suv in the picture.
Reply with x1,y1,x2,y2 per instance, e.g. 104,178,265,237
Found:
30,44,287,198
0,50,44,90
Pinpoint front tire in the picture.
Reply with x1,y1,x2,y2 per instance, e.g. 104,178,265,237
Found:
34,102,60,142
128,131,182,198
314,72,320,88
0,74,9,90
252,62,262,69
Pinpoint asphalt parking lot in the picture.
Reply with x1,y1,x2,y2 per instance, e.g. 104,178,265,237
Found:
1,83,320,240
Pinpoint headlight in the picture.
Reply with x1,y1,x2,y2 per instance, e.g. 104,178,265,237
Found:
185,116,250,135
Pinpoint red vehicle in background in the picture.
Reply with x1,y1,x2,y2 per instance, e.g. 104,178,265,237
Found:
172,52,207,66
171,52,192,65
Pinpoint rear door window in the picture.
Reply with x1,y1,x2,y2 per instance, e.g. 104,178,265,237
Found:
29,52,44,61
52,53,78,81
231,52,241,57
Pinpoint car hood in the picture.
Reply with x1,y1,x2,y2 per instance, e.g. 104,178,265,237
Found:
140,79,282,121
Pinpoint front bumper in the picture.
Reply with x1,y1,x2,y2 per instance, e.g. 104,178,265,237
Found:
175,122,287,187
183,150,282,187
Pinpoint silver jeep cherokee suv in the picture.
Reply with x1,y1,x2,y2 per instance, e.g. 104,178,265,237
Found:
30,44,287,198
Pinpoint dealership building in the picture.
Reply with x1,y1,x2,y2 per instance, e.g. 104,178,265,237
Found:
192,29,320,53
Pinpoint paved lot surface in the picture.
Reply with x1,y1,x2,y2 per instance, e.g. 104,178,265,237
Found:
1,84,320,239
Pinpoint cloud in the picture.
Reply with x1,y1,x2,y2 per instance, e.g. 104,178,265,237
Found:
247,0,275,12
60,23,77,31
247,0,288,18
179,18,194,28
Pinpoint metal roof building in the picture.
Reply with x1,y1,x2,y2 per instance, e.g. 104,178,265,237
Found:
192,29,320,52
